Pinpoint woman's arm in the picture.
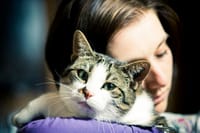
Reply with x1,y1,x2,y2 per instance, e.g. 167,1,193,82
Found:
17,117,162,133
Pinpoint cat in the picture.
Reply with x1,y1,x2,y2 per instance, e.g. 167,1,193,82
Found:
12,30,175,132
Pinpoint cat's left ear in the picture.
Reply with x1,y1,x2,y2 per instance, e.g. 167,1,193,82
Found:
122,60,150,82
71,30,95,61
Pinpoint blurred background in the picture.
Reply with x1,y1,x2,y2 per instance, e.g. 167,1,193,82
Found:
0,0,199,133
0,0,59,132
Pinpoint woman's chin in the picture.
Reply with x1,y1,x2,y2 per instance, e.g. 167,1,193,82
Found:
155,100,168,113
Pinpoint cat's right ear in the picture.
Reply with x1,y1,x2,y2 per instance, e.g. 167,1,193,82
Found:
122,60,151,82
71,30,95,61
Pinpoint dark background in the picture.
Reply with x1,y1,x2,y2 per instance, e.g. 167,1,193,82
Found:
167,0,200,113
0,0,199,132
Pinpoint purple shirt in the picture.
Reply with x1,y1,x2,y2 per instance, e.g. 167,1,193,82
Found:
17,117,163,133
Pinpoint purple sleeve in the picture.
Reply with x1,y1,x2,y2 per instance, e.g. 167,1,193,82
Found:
17,117,162,133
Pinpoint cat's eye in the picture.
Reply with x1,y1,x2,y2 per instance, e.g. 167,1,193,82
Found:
77,69,88,82
102,82,116,90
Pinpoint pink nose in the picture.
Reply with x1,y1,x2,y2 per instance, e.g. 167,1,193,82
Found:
79,88,93,99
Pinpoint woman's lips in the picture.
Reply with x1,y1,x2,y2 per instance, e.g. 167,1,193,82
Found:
153,90,168,105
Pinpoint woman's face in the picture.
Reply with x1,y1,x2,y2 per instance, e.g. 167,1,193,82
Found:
107,10,173,113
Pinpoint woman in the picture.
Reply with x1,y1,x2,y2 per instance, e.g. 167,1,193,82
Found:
19,0,199,132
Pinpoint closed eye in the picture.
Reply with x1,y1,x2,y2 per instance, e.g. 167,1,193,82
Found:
156,50,167,58
102,82,116,91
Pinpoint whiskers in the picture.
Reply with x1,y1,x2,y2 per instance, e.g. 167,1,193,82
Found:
40,92,71,117
35,77,59,89
43,88,82,117
35,70,63,89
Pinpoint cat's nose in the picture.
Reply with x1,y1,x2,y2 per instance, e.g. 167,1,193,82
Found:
78,88,93,99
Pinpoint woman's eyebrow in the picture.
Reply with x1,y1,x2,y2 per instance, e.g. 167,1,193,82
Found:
156,33,169,49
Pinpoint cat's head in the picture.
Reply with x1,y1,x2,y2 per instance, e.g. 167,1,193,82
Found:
59,30,150,119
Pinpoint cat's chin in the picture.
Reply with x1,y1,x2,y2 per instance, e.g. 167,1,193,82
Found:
77,100,104,113
78,101,92,110
87,99,107,112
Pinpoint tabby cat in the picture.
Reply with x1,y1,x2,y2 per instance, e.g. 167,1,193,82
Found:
12,30,175,132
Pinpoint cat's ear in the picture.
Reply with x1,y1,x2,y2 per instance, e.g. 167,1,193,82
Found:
122,60,150,82
71,30,95,61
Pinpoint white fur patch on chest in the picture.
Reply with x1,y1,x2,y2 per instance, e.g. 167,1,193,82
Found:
120,91,155,125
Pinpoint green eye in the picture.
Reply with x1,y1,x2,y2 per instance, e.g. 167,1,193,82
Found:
77,69,88,82
102,82,116,90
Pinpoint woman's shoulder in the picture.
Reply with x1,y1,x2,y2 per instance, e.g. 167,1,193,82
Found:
17,117,162,133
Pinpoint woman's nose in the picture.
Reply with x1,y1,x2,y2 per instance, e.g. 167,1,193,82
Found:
144,63,167,90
